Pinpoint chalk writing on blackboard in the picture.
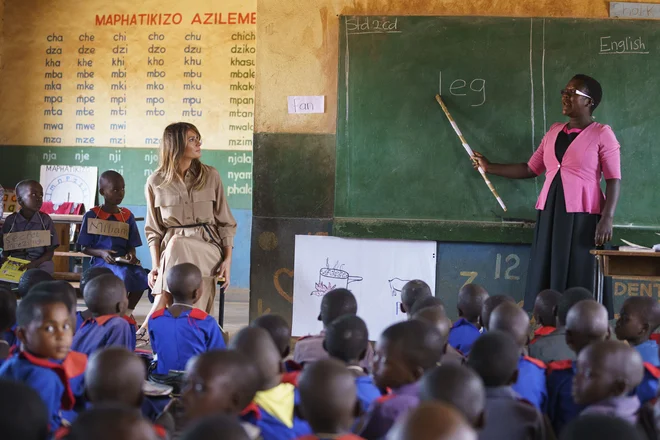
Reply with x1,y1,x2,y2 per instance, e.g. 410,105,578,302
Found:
3,230,52,251
599,36,649,54
346,17,401,35
87,218,130,240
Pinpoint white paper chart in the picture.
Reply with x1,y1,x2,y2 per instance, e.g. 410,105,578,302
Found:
292,235,437,339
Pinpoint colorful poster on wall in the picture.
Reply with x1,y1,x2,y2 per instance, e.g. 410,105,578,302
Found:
0,0,256,150
292,235,437,338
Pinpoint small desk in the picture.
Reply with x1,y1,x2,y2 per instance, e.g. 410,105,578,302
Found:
590,250,660,304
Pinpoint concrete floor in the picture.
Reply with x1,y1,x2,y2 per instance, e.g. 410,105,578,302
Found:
76,288,250,337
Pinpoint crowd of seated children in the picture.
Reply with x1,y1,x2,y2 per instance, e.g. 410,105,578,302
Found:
0,181,58,273
6,268,660,440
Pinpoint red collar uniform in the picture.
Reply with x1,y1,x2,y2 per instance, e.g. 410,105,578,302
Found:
72,314,136,357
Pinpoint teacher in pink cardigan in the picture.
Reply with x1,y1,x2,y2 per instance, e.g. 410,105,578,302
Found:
473,74,621,312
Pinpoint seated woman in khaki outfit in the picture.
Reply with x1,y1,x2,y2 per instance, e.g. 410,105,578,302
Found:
142,122,236,331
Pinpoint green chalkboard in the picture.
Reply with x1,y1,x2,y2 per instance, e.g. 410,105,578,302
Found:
336,16,660,229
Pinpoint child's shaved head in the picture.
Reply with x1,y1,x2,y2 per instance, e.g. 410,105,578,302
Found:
298,358,358,434
250,314,291,359
389,402,477,440
401,280,432,314
479,295,515,330
489,302,530,348
573,340,644,406
458,284,489,324
165,263,202,303
84,274,128,316
229,327,282,390
67,405,157,440
533,289,561,328
85,347,146,408
615,296,660,346
566,300,609,355
419,364,486,428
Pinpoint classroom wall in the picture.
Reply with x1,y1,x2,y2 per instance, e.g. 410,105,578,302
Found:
0,0,255,288
251,0,660,322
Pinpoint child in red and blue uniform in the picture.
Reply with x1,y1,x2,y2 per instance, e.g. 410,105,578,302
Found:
489,301,547,411
448,284,489,354
179,350,261,439
75,267,113,333
531,289,562,344
1,180,58,273
615,296,660,366
295,359,365,440
77,171,148,314
234,327,312,440
325,315,381,412
72,273,135,356
547,299,609,436
359,320,445,440
0,287,17,363
251,313,300,384
148,263,225,375
0,290,87,436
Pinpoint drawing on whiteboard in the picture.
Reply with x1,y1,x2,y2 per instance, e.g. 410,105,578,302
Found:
388,278,411,297
311,259,363,296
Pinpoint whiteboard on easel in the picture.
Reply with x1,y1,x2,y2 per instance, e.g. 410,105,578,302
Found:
39,165,98,211
292,235,437,339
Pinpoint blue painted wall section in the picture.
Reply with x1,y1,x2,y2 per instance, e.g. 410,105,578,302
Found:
436,242,531,319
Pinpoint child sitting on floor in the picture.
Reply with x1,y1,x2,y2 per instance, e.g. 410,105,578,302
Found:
615,295,660,366
0,290,87,434
77,171,149,317
489,301,547,410
71,273,135,356
0,379,49,440
251,314,298,373
76,267,113,332
468,331,552,440
17,268,53,298
324,315,381,411
531,289,562,344
1,180,58,273
448,284,489,354
573,340,643,424
297,358,364,440
232,327,312,440
358,320,444,439
148,263,225,375
412,304,465,366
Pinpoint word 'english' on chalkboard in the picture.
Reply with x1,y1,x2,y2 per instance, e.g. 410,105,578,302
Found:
3,230,51,251
87,218,129,240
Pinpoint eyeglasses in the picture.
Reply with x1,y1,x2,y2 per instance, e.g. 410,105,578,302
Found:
561,88,593,100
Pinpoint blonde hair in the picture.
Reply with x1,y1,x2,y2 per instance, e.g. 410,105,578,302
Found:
155,122,208,191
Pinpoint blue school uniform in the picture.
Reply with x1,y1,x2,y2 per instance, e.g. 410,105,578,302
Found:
2,324,17,347
448,318,481,354
359,382,420,440
512,355,547,411
636,340,660,366
77,207,148,292
148,308,225,375
635,362,660,405
0,350,87,433
71,314,136,356
547,360,585,435
241,390,313,440
355,375,382,413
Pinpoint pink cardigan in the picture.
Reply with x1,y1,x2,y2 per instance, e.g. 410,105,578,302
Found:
527,122,621,214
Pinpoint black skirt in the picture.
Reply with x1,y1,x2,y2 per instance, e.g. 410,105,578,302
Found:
523,128,613,315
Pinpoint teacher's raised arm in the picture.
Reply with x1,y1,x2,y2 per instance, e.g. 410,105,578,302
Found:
142,122,237,329
474,74,621,314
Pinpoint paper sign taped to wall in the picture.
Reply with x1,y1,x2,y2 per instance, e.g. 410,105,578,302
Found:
3,230,51,251
87,218,130,240
39,165,98,211
287,96,325,114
